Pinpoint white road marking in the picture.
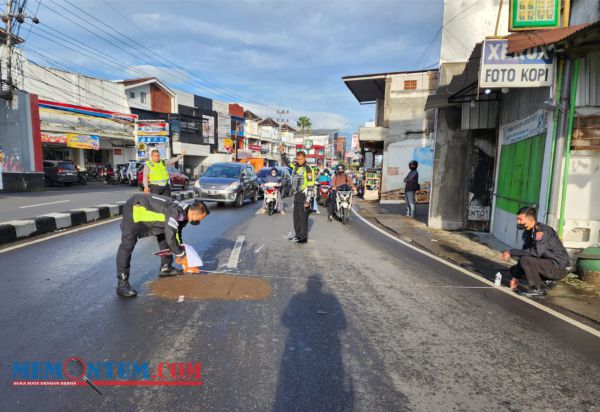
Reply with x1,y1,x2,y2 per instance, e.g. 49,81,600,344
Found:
0,217,122,254
19,200,70,209
351,207,600,339
227,235,245,269
254,244,264,253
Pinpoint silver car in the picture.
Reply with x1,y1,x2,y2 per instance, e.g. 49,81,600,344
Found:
195,162,259,207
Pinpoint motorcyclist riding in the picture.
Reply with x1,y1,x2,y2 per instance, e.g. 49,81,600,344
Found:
328,164,354,222
261,167,285,215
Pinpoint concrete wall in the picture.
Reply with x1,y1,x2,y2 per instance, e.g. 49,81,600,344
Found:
429,106,470,230
126,84,151,112
440,0,508,64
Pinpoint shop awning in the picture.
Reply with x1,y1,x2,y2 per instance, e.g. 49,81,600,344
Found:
425,86,456,110
506,23,593,53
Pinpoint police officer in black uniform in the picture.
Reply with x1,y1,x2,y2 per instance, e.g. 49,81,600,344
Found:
116,194,209,297
279,145,315,244
502,206,570,297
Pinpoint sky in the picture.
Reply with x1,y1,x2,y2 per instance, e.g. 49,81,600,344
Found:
17,0,444,138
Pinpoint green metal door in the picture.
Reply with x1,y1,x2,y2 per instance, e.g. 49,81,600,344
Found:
496,133,546,213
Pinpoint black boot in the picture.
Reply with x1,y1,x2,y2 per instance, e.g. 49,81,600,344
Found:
116,273,137,297
159,265,183,277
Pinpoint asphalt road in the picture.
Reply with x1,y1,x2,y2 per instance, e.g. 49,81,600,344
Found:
0,198,599,411
0,183,184,222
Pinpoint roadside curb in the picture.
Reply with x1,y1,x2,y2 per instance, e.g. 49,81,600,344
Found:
0,190,195,246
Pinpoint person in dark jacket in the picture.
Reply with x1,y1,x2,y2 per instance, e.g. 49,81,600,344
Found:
502,206,570,297
261,167,285,214
404,160,419,217
115,194,209,297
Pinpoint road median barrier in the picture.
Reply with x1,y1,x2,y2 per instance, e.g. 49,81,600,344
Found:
0,190,195,246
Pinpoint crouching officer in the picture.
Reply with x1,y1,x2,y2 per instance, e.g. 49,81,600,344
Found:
115,194,209,297
501,206,570,297
279,144,315,243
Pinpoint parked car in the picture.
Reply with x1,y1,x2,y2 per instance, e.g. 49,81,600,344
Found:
43,160,78,187
137,164,190,190
125,161,142,186
194,162,259,207
256,167,292,197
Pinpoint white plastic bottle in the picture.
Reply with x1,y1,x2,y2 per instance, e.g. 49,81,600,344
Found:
495,272,502,286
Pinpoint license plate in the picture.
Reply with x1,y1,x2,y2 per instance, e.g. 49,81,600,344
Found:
208,190,217,195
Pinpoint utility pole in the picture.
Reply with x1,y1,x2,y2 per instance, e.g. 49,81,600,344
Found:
0,0,40,100
1,0,39,99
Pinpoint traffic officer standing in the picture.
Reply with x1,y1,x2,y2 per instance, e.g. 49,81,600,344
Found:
116,194,209,297
143,149,185,196
501,206,570,297
280,144,315,243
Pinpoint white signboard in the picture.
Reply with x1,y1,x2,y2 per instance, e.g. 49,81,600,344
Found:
500,109,547,145
202,115,215,145
480,39,554,88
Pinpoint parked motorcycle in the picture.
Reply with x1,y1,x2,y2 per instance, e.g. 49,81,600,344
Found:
334,184,353,224
98,163,115,184
317,181,331,207
263,182,280,215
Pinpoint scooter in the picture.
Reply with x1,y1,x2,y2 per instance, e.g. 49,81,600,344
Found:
334,184,353,225
318,181,331,207
263,182,280,215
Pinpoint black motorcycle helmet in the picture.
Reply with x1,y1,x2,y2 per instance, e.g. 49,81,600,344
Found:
409,160,418,170
336,164,345,174
270,167,278,176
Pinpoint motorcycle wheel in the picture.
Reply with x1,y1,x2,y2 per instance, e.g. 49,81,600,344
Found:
235,192,243,208
268,203,274,216
78,176,87,185
342,208,348,225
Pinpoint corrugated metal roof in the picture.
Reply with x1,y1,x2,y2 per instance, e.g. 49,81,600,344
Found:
506,22,593,53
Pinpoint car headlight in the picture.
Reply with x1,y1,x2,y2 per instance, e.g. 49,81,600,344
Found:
228,181,240,190
195,181,201,188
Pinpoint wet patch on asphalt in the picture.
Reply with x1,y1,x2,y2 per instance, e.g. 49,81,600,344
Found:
146,272,272,301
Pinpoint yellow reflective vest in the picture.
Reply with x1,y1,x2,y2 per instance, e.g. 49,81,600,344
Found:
146,160,169,186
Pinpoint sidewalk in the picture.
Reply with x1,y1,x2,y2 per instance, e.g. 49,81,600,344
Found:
354,201,600,325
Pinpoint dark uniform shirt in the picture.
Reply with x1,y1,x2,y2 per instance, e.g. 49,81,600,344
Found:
509,222,570,268
126,194,188,256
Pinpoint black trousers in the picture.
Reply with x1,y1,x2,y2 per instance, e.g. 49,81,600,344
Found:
510,256,567,288
328,190,337,216
293,192,309,241
116,205,172,276
150,184,170,197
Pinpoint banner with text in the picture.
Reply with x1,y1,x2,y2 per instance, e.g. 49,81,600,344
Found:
480,39,554,88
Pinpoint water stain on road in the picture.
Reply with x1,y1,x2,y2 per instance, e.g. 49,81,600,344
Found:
147,273,272,301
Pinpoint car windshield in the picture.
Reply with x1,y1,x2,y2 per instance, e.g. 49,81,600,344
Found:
257,169,281,178
58,162,75,170
204,165,241,178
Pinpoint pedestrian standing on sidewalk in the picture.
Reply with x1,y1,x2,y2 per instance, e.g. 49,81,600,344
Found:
403,160,419,217
501,206,570,297
143,149,185,197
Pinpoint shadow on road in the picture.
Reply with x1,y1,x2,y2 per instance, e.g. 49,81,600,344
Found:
274,275,354,412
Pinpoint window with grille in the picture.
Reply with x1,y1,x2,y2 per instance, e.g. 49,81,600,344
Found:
404,80,417,90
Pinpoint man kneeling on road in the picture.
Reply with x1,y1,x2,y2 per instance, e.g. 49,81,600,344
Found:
501,206,570,297
116,194,209,297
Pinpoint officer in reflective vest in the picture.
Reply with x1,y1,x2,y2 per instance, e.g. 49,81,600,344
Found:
143,149,185,196
115,193,209,297
280,144,315,243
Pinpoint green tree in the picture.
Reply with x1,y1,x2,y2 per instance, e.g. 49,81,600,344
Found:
296,116,312,134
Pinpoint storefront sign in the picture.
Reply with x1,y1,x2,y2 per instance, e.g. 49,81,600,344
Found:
66,134,100,150
137,122,169,136
223,138,233,152
501,109,547,145
39,100,137,123
468,206,491,221
138,136,168,144
480,39,554,88
509,0,563,31
304,139,313,150
41,132,67,144
202,115,215,145
249,144,261,152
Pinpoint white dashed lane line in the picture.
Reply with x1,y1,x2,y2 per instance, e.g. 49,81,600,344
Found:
227,235,245,269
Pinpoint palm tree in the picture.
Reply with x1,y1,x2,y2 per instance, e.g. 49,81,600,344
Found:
296,116,312,134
